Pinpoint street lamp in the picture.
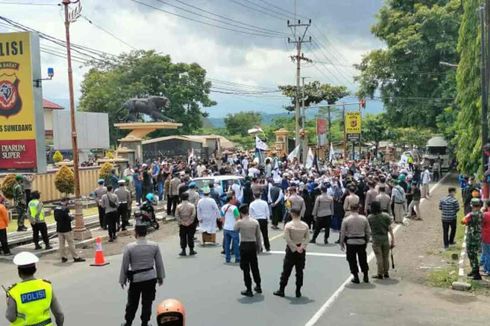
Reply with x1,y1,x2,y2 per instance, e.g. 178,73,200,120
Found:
62,0,91,240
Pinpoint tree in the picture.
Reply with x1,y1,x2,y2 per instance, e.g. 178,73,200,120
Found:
53,151,63,163
55,166,75,195
99,162,114,181
362,113,389,154
224,111,262,137
454,0,482,175
279,81,349,110
355,0,462,129
0,174,16,200
79,50,216,144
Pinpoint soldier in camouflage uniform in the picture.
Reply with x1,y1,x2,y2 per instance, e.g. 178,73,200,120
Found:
461,198,483,280
13,175,27,232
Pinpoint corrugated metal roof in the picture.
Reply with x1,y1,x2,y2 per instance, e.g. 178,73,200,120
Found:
43,99,64,110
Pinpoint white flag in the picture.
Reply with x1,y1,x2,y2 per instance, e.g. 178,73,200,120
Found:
305,148,314,169
329,142,335,162
255,136,269,151
188,148,194,165
287,145,300,162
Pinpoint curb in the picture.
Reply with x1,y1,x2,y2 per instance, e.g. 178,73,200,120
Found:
452,227,471,291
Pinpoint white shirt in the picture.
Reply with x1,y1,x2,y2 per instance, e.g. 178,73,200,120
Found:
249,199,270,220
422,170,431,184
221,204,239,231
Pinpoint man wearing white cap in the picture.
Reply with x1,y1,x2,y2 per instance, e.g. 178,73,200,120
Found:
5,251,64,325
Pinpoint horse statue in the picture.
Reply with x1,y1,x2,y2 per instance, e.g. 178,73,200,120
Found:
119,96,174,122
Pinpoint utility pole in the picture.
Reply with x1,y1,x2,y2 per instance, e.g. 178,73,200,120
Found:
62,0,90,240
342,104,347,160
327,105,331,160
288,19,312,162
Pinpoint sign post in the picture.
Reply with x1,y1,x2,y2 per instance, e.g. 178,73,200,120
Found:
345,112,361,160
0,31,46,173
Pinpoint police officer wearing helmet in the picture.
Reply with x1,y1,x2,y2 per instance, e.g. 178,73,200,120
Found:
5,251,64,325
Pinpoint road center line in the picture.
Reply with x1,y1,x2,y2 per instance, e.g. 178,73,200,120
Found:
304,174,449,326
268,250,345,258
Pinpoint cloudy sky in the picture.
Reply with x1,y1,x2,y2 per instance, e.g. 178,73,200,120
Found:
0,0,384,118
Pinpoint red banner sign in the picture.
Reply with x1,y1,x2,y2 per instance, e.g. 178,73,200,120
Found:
0,139,37,169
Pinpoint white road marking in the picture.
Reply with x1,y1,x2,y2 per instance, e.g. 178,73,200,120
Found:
268,250,345,258
304,174,449,326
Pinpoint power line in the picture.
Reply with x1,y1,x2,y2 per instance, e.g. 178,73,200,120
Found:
259,0,308,19
308,41,354,86
171,0,287,36
228,0,285,20
81,15,137,50
154,0,285,36
128,0,284,38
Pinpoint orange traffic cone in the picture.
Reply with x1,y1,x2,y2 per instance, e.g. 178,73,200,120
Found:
90,237,109,266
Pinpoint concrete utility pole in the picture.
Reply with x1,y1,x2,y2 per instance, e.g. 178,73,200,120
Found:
483,2,490,174
62,0,90,240
288,19,312,159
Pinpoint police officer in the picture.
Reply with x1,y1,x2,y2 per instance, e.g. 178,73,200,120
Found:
5,251,64,325
461,198,483,280
13,175,27,232
94,179,107,230
273,207,310,298
28,191,52,250
175,192,197,256
120,224,165,326
115,180,132,231
234,204,263,297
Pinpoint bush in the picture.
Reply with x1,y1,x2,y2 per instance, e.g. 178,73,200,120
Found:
53,151,63,163
106,150,114,159
0,174,17,199
99,162,114,180
55,166,75,195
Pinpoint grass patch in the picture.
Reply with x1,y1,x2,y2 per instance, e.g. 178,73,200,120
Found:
427,266,458,288
7,206,99,233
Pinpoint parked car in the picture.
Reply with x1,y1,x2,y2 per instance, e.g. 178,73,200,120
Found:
191,175,244,195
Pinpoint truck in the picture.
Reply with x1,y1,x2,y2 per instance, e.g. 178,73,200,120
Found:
422,136,450,171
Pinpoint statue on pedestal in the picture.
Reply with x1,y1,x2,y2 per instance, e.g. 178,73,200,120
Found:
119,96,174,122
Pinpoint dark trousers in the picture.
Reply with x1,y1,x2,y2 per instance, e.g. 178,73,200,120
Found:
15,206,25,228
105,211,118,239
125,278,157,326
179,224,196,250
312,215,332,243
279,246,306,289
118,204,129,229
240,242,261,290
32,222,49,247
271,205,282,226
0,229,10,254
442,220,457,248
257,219,270,251
346,243,369,275
169,195,179,216
98,205,106,229
25,189,31,205
166,195,172,216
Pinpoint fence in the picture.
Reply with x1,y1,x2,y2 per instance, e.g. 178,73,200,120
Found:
0,167,100,202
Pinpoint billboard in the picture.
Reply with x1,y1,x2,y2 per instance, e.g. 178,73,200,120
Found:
316,118,327,146
345,111,361,141
53,111,110,150
0,32,46,172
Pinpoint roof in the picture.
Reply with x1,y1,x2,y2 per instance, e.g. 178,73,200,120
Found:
426,136,448,147
142,135,202,145
43,99,63,110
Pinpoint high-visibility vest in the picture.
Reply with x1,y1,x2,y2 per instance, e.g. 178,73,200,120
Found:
8,279,53,326
28,200,45,222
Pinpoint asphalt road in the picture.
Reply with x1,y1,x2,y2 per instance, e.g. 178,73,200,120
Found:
0,226,351,326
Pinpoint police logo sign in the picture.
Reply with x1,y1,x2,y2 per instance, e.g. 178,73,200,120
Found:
0,72,22,117
20,289,46,304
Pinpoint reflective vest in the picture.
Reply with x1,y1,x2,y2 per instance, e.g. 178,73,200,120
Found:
28,200,45,222
8,279,53,326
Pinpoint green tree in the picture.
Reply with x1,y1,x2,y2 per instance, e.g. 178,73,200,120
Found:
224,111,262,137
362,113,388,154
79,50,216,144
52,151,63,163
454,0,482,175
54,166,75,195
355,0,462,128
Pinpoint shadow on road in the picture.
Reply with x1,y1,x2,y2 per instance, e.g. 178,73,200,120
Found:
237,294,265,304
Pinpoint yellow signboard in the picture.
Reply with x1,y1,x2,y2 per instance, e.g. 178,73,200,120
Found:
345,112,361,134
0,32,42,170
